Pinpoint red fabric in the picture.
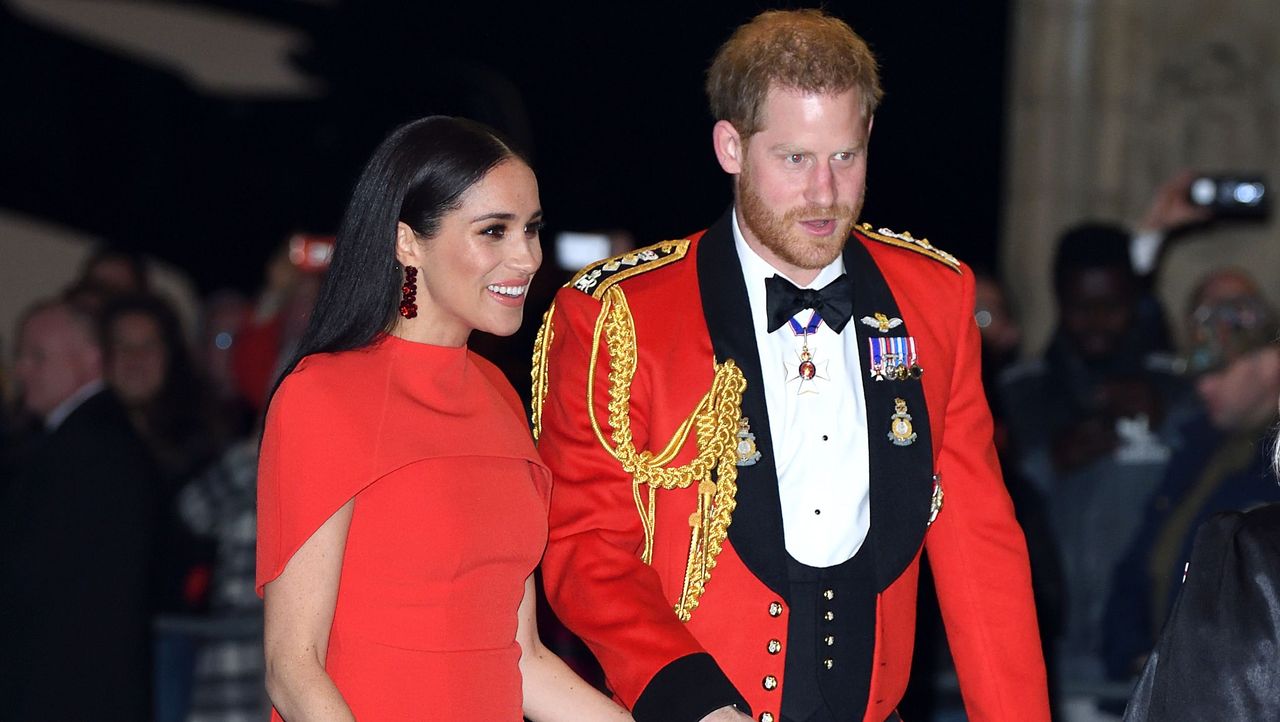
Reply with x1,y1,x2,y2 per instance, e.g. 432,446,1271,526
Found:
536,229,1049,721
257,335,550,720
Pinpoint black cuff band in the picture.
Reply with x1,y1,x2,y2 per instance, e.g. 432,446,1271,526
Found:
631,652,750,722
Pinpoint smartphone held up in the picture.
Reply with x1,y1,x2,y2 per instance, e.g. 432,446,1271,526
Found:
1187,174,1269,220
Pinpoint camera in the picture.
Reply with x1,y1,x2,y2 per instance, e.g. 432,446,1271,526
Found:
1187,174,1269,219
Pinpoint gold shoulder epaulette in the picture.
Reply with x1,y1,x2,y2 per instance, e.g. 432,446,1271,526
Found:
568,238,691,299
858,223,962,274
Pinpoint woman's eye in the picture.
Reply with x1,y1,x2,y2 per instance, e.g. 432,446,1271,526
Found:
526,220,545,236
481,225,506,238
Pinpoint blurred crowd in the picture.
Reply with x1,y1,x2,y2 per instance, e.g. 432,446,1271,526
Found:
1,171,1277,722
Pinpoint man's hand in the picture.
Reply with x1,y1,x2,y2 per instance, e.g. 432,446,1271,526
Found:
1140,169,1212,233
699,706,753,722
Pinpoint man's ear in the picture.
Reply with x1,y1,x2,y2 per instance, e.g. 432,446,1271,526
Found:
395,222,422,267
712,120,744,175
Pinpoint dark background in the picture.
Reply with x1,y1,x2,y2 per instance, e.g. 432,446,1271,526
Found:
0,2,1011,293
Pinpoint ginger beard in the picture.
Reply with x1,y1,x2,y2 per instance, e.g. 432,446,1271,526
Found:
737,153,863,273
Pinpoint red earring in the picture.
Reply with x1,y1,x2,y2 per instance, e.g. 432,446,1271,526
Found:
399,265,418,319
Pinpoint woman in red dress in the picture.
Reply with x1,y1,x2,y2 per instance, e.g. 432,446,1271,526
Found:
256,116,632,721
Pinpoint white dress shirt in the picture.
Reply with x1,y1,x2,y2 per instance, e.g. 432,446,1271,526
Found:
732,212,871,567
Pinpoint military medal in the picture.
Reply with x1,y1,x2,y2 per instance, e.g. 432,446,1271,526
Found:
888,397,918,446
868,336,922,381
785,311,828,395
735,417,762,467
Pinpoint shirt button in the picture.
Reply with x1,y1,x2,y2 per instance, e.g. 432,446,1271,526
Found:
763,675,778,691
769,601,783,617
824,659,835,670
823,589,835,600
760,713,775,722
822,434,829,441
824,611,835,622
825,635,835,646
767,639,782,654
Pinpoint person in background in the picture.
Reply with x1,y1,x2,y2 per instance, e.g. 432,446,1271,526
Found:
0,299,156,721
996,224,1198,720
103,294,232,485
177,434,269,722
1105,277,1280,686
100,292,236,719
257,115,631,721
230,235,328,415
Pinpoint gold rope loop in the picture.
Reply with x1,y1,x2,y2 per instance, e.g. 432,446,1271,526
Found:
583,285,746,621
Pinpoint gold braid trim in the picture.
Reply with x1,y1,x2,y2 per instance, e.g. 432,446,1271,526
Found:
530,302,556,441
585,285,747,622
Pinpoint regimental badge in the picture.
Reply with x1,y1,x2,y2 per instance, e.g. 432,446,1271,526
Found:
888,398,918,446
928,474,944,526
860,312,903,333
736,417,762,467
868,337,923,381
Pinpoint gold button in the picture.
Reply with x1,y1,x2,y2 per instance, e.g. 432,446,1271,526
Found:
824,658,834,670
824,635,835,646
767,639,782,654
768,601,783,617
763,675,778,690
823,589,835,600
760,714,775,722
824,611,834,622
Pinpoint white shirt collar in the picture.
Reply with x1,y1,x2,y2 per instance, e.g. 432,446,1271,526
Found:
45,379,105,432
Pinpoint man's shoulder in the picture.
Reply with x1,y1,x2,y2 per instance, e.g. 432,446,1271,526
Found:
564,237,695,300
855,223,964,275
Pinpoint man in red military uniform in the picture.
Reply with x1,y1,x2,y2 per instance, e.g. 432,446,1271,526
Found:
533,10,1049,722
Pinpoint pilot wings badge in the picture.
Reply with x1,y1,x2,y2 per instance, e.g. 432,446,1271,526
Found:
860,313,903,333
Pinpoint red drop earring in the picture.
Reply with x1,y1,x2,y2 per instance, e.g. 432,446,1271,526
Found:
399,265,418,319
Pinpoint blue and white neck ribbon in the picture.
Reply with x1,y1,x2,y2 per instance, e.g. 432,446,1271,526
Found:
787,310,823,336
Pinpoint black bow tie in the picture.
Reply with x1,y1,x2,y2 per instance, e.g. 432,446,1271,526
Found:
764,273,855,333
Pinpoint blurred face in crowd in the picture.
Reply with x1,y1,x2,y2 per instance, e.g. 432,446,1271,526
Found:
14,305,103,418
107,311,168,405
716,86,871,285
1195,346,1280,431
396,159,543,346
1058,267,1136,360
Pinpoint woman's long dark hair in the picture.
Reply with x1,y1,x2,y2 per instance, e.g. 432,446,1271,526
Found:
273,116,523,394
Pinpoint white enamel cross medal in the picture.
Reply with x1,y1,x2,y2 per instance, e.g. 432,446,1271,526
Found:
785,311,828,395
